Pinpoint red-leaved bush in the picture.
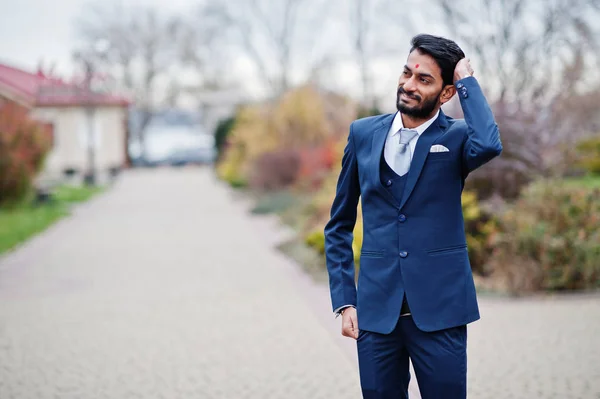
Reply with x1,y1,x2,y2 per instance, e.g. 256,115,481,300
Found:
250,149,301,190
0,101,52,205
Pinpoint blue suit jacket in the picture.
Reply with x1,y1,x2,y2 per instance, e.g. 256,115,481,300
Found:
324,77,502,334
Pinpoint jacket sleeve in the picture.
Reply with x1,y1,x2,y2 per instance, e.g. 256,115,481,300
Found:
457,76,503,175
324,122,361,312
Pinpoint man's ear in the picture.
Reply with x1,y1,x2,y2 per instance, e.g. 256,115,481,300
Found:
440,85,456,104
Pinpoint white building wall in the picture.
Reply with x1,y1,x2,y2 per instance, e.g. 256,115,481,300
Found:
32,106,127,182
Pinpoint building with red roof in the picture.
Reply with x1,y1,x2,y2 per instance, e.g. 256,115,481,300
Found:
0,62,132,182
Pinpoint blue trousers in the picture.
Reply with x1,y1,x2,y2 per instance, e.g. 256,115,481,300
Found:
357,316,467,399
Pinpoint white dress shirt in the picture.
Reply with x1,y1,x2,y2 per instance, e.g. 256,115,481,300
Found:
333,110,440,317
384,110,440,174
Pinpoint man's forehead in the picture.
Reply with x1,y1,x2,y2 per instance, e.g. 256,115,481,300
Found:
406,51,440,76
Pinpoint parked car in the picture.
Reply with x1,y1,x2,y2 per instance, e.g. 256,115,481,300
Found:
168,146,216,166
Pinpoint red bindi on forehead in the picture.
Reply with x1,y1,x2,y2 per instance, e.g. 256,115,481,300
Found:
415,64,420,68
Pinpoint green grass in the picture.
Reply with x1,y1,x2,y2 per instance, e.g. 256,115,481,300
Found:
52,185,104,203
250,191,300,215
563,174,600,189
0,185,104,255
250,189,317,232
276,238,329,282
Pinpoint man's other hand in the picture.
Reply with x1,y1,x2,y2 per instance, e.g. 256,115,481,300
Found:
341,307,359,339
454,58,474,83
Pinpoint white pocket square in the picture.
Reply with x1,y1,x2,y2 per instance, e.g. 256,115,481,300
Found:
430,144,450,153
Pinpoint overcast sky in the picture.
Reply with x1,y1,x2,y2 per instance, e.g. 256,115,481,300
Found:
6,0,587,108
0,0,412,104
0,0,195,75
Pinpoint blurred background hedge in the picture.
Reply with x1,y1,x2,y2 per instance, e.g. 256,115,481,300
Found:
215,84,600,294
0,101,52,206
576,137,600,175
488,180,600,293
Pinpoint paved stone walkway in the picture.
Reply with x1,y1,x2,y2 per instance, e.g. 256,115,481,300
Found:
0,168,362,399
1,167,599,398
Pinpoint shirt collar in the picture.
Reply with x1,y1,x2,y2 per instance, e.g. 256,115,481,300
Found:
390,109,440,137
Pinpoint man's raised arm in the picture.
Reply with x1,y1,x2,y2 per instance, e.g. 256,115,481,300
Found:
453,59,503,174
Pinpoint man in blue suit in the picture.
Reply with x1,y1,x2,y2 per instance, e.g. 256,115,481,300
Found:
324,34,502,398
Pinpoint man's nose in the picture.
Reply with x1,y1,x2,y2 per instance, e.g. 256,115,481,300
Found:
403,77,418,92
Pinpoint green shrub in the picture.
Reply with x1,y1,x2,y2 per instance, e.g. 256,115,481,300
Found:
462,190,498,275
228,177,248,189
304,216,363,269
305,230,325,254
304,198,363,271
216,138,247,188
488,179,600,293
214,116,236,161
576,136,600,175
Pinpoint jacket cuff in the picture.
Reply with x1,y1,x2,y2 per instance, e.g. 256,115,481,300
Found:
333,304,355,318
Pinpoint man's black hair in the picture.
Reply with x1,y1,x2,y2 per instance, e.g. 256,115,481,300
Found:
410,34,465,86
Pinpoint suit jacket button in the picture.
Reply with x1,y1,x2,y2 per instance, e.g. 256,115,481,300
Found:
386,179,393,186
399,251,408,258
398,214,406,222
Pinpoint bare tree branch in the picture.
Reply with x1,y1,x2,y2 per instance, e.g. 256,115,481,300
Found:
190,0,324,97
435,0,600,108
433,0,600,193
74,3,183,154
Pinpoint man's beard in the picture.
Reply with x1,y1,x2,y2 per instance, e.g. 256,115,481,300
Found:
396,87,441,119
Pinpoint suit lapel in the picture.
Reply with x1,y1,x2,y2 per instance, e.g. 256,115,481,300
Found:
399,111,449,210
371,113,399,207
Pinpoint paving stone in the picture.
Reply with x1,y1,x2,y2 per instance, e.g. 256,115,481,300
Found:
0,168,361,399
1,167,599,399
